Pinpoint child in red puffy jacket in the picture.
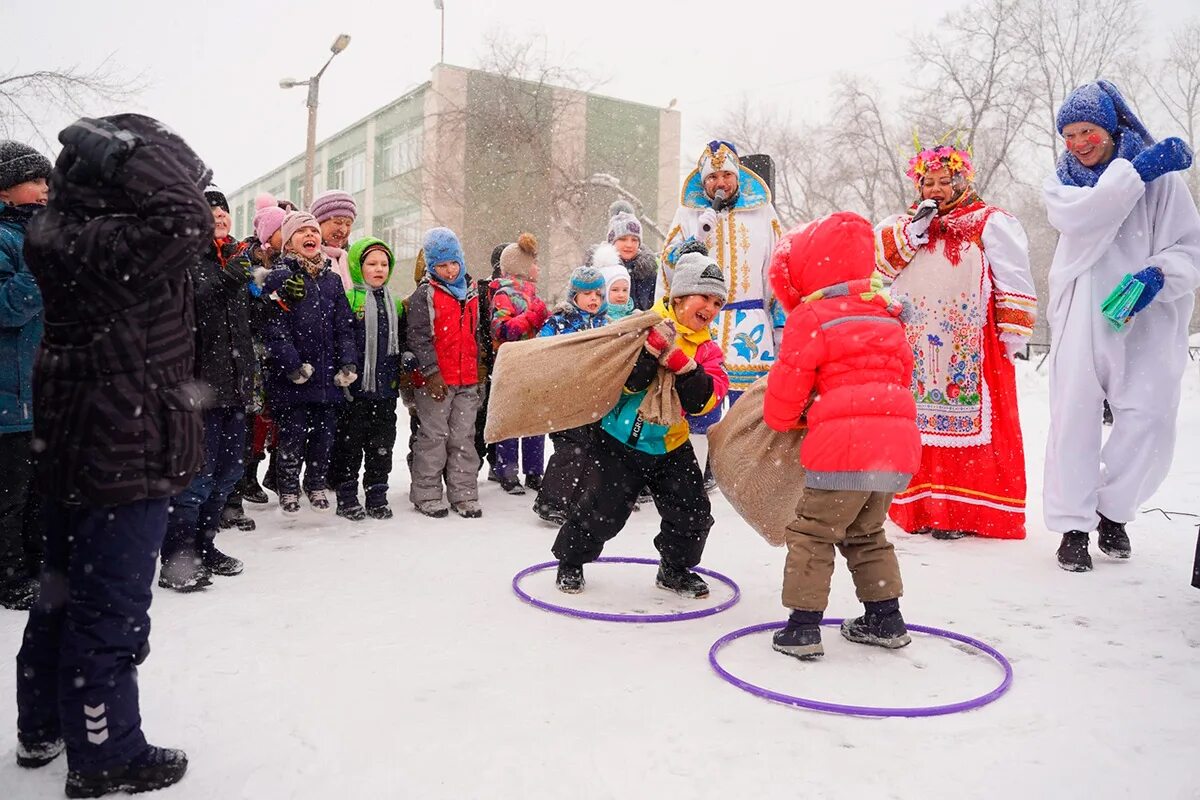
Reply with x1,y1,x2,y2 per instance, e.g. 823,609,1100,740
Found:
763,211,922,661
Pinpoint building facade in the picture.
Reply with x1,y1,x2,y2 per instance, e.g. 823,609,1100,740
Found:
228,64,681,297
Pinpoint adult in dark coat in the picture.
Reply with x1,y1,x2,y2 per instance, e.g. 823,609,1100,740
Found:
16,114,209,796
159,186,256,591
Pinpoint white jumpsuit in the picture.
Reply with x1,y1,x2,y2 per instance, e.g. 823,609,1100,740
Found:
1042,159,1200,532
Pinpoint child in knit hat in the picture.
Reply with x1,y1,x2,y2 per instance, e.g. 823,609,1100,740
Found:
551,252,730,597
329,238,405,522
261,211,359,514
407,227,484,519
489,232,550,495
764,212,921,660
310,188,357,291
591,242,634,322
605,200,659,310
0,140,51,610
532,265,611,524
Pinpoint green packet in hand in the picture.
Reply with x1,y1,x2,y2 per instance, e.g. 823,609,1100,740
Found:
1100,274,1145,331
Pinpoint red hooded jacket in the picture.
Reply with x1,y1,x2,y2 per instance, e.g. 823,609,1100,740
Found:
764,212,921,492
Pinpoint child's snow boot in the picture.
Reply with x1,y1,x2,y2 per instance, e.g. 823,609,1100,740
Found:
16,737,64,768
336,483,366,521
280,493,302,514
840,598,911,649
772,610,824,660
64,745,187,798
556,562,584,594
414,499,449,518
219,505,256,531
202,542,244,577
1057,530,1093,572
306,489,330,511
158,559,212,593
0,576,38,611
932,529,968,540
1098,515,1131,559
655,561,710,599
499,475,526,495
262,454,279,495
239,455,269,504
524,473,543,492
452,500,483,519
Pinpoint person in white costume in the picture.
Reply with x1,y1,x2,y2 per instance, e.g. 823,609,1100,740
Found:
659,140,783,488
1043,79,1200,573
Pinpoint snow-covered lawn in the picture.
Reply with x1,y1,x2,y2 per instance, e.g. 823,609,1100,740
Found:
3,361,1199,799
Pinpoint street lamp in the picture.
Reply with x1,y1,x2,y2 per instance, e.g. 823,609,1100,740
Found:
280,33,352,209
433,0,445,63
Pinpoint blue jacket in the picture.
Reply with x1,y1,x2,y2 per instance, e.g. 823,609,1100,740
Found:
0,203,42,433
262,256,358,407
537,303,608,337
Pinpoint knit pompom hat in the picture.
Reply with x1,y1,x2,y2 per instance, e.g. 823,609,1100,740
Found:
499,232,538,278
0,141,52,192
281,211,321,251
567,265,605,299
253,193,287,244
310,189,357,223
670,253,727,302
607,211,641,244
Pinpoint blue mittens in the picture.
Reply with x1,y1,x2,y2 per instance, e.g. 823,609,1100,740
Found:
1131,138,1193,183
1129,266,1165,315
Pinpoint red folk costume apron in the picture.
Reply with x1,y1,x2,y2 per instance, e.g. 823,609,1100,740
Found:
887,200,1027,539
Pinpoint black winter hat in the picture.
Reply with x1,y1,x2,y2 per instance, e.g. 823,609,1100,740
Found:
0,141,52,191
204,184,229,213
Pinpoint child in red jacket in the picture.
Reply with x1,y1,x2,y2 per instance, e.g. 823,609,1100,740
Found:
764,211,922,660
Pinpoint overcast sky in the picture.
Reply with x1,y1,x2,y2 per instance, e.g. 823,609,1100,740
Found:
5,0,1196,193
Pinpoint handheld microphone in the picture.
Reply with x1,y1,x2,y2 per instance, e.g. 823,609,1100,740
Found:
702,189,728,233
912,199,938,225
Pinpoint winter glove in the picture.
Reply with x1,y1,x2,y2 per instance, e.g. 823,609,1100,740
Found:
289,363,314,384
644,318,677,357
659,344,697,374
1001,337,1026,362
424,372,448,402
58,117,141,184
1128,266,1165,316
281,272,306,304
333,365,358,388
1131,138,1194,183
908,199,939,245
220,253,254,291
698,208,718,235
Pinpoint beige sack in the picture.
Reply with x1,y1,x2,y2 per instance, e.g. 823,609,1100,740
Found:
707,376,807,547
485,311,683,444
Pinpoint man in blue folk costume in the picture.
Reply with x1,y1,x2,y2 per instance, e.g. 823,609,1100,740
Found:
659,140,783,488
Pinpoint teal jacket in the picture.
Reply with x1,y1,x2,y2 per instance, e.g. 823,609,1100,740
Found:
0,203,42,433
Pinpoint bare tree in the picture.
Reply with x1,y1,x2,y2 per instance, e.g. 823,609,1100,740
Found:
1011,0,1142,169
825,76,914,220
0,57,140,150
1142,20,1200,198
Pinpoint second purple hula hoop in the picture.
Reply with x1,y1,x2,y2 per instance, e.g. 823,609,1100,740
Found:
709,620,1013,717
512,556,741,623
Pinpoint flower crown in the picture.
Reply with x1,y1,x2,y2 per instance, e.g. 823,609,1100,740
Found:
905,143,974,186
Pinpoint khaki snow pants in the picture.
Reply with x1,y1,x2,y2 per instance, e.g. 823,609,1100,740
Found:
782,488,903,612
410,383,482,505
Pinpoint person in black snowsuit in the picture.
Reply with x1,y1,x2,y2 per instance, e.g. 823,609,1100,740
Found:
16,114,209,796
158,186,255,592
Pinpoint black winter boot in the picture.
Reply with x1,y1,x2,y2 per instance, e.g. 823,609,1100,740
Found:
524,473,543,492
219,505,256,531
65,745,188,798
262,454,279,495
841,598,911,649
773,610,824,660
239,455,269,504
1057,530,1093,572
203,544,244,577
499,476,526,496
0,576,38,611
1098,515,1131,559
655,561,710,599
556,562,584,594
16,737,64,768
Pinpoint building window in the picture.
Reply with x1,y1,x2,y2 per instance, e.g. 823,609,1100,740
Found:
376,210,421,260
330,150,366,194
377,126,422,180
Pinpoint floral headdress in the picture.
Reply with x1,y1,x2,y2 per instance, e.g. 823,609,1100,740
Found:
905,133,974,186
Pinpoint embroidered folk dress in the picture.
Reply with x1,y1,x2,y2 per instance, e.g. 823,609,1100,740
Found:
874,196,1037,538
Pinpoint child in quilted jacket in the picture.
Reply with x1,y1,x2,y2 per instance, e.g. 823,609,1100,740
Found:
764,211,921,661
489,232,549,494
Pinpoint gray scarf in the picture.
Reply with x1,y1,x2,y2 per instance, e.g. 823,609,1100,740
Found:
360,285,400,393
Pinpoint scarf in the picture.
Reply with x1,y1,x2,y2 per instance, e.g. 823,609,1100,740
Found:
431,265,468,300
359,285,400,394
1055,127,1149,188
607,297,636,322
801,274,912,323
294,251,327,277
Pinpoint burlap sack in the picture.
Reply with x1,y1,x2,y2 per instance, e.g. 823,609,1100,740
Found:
485,311,682,444
707,376,807,547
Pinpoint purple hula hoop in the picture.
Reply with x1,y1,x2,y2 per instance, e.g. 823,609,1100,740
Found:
709,620,1013,718
512,556,741,623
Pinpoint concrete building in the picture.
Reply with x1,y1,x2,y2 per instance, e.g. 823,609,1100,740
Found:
228,63,681,296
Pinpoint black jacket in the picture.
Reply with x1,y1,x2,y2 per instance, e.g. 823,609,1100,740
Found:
24,114,213,506
192,237,255,408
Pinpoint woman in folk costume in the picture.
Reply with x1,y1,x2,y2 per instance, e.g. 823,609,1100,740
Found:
1042,80,1199,572
874,141,1037,540
659,140,784,402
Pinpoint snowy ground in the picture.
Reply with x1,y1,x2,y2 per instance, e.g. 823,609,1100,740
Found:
3,360,1200,799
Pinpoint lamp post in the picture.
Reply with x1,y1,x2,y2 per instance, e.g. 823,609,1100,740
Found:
280,33,351,209
434,0,445,63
